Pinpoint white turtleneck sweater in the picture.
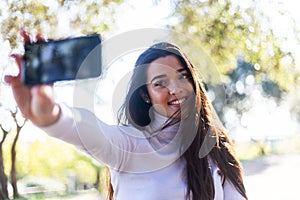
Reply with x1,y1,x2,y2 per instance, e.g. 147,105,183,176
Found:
42,104,245,200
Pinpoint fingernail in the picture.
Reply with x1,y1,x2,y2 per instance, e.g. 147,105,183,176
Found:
2,75,10,86
10,54,17,58
20,29,27,34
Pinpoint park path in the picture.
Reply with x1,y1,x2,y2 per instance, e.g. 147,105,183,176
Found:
242,153,300,200
58,191,103,200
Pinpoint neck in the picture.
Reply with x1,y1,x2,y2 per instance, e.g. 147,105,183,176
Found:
144,110,181,151
144,110,180,136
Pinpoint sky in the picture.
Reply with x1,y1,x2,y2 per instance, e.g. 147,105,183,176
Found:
113,0,174,32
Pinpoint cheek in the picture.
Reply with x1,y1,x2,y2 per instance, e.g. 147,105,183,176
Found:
151,92,167,104
185,81,194,93
147,88,169,104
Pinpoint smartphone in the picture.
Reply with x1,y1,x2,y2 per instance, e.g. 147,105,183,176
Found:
22,34,102,86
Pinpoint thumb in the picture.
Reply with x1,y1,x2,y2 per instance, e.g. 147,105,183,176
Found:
31,85,54,103
31,85,55,112
30,85,60,126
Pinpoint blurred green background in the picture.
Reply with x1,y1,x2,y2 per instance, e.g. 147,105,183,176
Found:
0,0,299,199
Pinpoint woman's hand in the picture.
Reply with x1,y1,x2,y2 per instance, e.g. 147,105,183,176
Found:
4,30,61,127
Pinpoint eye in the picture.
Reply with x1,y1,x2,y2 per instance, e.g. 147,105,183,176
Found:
153,80,167,87
179,73,190,80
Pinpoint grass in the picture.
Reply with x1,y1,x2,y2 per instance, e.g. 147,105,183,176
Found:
13,193,70,200
235,134,300,161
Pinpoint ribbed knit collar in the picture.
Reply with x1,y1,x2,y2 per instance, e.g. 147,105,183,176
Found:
144,111,180,150
144,111,179,134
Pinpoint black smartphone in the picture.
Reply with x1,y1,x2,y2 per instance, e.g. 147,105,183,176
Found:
22,34,102,86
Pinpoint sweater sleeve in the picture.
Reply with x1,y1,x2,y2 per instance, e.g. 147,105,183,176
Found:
40,103,133,170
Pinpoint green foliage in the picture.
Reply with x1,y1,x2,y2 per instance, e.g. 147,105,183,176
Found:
15,136,101,185
0,0,124,48
236,135,300,160
1,128,107,195
0,0,123,195
171,0,299,91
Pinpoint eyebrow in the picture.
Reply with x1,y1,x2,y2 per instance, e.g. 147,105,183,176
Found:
150,67,187,83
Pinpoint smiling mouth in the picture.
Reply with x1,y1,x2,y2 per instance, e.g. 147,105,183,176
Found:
168,98,186,105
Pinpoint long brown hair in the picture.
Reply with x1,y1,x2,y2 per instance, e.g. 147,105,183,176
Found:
107,42,247,200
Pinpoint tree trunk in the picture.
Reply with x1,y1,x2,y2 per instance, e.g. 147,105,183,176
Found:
0,126,9,200
11,126,21,199
0,150,8,200
10,111,26,199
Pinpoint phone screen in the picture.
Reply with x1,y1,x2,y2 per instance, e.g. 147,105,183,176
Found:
22,34,102,86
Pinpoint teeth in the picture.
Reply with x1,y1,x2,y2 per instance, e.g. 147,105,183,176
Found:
169,98,185,105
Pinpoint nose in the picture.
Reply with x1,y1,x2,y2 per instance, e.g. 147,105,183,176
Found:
168,80,183,95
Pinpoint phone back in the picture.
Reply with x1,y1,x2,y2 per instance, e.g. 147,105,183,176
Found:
22,34,102,85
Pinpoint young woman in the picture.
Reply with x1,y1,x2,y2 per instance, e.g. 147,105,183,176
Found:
5,31,247,200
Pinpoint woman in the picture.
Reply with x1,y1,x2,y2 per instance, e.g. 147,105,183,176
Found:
5,31,247,200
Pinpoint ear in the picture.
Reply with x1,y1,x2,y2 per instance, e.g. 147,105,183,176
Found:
139,90,151,104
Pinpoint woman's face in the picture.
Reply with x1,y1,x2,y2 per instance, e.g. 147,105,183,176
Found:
145,55,194,118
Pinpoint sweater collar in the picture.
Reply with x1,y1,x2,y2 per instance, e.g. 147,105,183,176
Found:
144,111,181,151
144,111,180,137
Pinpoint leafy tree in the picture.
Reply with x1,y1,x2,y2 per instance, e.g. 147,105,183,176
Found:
169,0,300,128
0,108,26,199
0,0,124,197
16,137,105,192
170,0,299,91
0,0,123,48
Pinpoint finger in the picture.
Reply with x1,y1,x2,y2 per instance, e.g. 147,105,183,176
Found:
4,74,22,87
20,29,31,44
34,85,53,98
36,33,46,42
3,75,14,85
31,85,55,110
